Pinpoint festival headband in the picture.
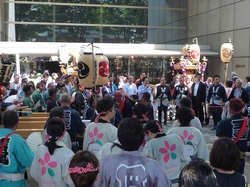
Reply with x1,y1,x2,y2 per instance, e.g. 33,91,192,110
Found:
142,114,149,122
94,106,114,123
46,117,67,141
146,122,163,135
132,114,149,122
229,108,242,115
68,163,100,174
189,108,195,117
155,122,163,132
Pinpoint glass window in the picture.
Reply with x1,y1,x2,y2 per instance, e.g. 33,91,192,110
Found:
10,0,187,43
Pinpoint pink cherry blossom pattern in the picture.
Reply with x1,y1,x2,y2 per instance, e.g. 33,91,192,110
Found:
159,141,177,162
89,127,103,142
38,152,58,176
38,158,46,175
180,130,194,144
88,127,104,143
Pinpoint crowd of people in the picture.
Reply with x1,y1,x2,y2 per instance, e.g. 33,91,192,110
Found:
0,70,249,187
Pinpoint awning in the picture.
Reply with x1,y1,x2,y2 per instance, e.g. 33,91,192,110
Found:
0,42,219,57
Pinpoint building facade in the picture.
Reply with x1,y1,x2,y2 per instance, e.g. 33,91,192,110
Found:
186,0,250,81
1,0,248,82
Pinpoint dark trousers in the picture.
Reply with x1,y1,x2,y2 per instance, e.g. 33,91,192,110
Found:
192,97,204,124
158,105,168,124
236,158,245,174
210,107,222,127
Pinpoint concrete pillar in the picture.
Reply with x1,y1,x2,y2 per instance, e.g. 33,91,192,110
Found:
0,0,5,41
16,54,20,75
8,0,16,41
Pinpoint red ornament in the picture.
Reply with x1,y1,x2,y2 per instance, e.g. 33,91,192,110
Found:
190,49,200,60
99,61,109,77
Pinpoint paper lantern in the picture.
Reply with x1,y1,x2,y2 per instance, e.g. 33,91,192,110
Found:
95,54,109,86
220,42,234,63
189,44,200,64
78,53,110,88
78,53,94,89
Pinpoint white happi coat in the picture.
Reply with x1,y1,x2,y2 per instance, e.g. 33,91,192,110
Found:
83,122,118,155
172,117,203,132
97,140,123,161
30,144,74,187
143,134,190,187
167,127,209,161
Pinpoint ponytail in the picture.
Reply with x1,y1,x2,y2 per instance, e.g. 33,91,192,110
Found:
45,117,66,155
45,136,62,155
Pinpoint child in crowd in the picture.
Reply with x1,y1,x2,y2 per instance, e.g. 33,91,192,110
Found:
167,107,209,160
30,117,74,187
141,92,154,120
42,106,72,149
83,98,117,155
133,102,149,151
96,117,171,187
69,150,99,187
143,120,190,187
179,159,219,187
210,137,247,187
0,110,34,187
172,97,203,132
133,102,149,125
97,138,123,160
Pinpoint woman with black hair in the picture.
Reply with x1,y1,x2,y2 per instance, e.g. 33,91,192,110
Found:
83,98,117,155
30,117,74,187
143,120,190,187
96,117,171,187
210,137,247,187
132,102,150,151
133,102,149,125
167,107,209,160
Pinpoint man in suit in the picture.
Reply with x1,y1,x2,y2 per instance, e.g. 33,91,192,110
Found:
191,73,206,124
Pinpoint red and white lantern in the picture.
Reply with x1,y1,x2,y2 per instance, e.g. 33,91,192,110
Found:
189,44,200,64
95,54,109,85
78,53,109,88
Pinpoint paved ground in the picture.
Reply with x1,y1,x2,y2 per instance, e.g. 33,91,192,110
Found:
27,118,250,186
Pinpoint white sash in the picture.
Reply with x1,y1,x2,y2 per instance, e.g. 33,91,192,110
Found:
0,172,24,181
